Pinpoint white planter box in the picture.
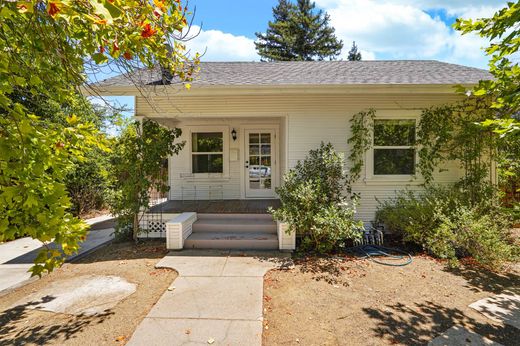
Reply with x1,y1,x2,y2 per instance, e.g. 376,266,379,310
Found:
277,221,295,251
165,212,197,250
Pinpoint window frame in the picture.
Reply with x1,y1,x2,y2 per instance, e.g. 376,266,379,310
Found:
189,126,229,177
365,112,420,183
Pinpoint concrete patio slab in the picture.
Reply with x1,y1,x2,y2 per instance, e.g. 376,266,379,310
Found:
428,326,503,346
13,275,136,316
127,318,262,346
147,276,263,320
469,290,520,329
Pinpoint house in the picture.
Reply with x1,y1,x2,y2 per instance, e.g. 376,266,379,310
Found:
93,60,491,251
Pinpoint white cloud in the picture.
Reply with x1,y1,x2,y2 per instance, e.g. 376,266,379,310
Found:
315,0,508,68
360,49,376,60
184,25,258,61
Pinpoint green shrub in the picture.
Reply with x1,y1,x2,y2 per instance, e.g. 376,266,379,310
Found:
66,148,109,216
107,120,184,241
376,185,518,269
271,142,362,253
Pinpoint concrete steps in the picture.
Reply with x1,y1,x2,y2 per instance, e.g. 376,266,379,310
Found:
184,214,278,250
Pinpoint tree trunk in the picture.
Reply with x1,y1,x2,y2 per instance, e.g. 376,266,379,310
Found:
133,213,139,242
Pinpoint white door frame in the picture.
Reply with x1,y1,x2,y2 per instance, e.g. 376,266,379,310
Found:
242,126,279,199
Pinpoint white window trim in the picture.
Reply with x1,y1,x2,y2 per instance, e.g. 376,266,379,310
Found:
364,111,423,184
188,126,230,178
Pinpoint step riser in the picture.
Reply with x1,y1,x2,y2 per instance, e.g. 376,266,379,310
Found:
184,239,278,250
192,223,277,233
196,213,274,220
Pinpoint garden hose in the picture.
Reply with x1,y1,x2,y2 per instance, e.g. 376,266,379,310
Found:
346,244,413,266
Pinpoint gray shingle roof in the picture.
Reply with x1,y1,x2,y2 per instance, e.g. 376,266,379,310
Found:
93,60,491,88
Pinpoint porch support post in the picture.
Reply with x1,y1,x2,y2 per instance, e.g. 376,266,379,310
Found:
166,212,197,250
277,221,295,251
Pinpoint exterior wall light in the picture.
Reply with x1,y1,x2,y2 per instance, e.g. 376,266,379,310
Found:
231,128,237,141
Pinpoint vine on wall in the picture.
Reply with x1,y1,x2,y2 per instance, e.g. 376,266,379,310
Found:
416,97,498,205
347,108,375,186
347,98,502,206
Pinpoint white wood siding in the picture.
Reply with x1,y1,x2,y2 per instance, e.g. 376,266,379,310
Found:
137,91,464,222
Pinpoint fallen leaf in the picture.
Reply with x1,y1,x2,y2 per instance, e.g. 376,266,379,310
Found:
115,335,126,342
207,338,215,344
185,329,191,335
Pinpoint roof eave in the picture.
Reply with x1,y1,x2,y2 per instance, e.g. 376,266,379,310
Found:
84,82,480,97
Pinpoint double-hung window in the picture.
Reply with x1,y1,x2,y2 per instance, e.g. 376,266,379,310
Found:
191,132,224,174
373,119,416,175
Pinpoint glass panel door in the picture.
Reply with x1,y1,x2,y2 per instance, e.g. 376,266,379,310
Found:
245,129,276,198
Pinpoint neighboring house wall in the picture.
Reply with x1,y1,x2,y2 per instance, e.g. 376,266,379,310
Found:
136,89,464,222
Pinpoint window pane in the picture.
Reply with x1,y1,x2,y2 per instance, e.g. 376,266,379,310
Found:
374,149,415,175
249,145,259,155
374,120,416,146
249,133,260,143
192,132,223,152
249,156,259,165
260,133,271,144
249,179,260,189
261,156,271,169
192,154,223,173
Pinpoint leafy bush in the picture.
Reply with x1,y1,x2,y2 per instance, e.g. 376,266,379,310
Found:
376,185,518,269
271,142,362,253
66,148,109,217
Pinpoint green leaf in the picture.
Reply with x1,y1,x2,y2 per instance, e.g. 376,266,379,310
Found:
92,52,108,64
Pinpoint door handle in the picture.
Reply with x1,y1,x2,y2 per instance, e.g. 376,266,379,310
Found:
245,160,249,168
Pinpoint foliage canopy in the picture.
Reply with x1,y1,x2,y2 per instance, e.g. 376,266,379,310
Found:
255,0,343,61
0,0,197,275
454,1,520,138
347,41,362,61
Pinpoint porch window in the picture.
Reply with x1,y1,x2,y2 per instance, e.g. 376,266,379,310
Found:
191,132,223,173
373,119,416,175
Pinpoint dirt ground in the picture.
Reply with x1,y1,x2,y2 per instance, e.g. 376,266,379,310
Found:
0,240,176,346
263,254,520,346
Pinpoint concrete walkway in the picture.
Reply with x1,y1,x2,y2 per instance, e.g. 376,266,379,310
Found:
0,218,115,295
128,250,292,346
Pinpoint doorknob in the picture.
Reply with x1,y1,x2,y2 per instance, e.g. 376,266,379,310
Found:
245,160,249,168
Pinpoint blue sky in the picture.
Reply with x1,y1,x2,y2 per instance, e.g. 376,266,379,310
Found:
98,0,508,116
189,0,280,37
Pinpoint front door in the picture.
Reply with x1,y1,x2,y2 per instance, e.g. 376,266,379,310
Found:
245,129,276,198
